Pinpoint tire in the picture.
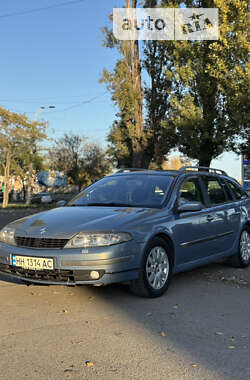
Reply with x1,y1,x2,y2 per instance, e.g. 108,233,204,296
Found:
228,226,250,268
129,237,173,298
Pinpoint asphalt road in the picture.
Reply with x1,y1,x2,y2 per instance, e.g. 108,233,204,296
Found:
0,210,250,380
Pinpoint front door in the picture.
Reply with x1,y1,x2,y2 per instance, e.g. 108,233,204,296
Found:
173,176,220,265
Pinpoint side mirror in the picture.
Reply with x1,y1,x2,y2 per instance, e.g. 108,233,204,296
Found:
56,200,66,207
177,201,203,213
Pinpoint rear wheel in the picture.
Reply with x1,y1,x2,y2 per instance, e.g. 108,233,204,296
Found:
129,237,173,298
228,227,250,268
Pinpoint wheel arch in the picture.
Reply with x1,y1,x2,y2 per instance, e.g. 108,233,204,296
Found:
244,221,250,230
151,233,175,267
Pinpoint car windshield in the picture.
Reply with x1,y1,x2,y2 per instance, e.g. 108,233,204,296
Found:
67,174,173,208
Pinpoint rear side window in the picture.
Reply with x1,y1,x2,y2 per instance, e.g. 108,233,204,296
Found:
178,177,204,205
202,176,227,205
226,180,247,200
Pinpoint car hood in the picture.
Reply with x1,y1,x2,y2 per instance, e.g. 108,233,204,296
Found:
9,206,161,239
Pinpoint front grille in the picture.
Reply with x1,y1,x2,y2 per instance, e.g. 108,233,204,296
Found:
0,264,105,283
0,264,74,283
15,236,68,249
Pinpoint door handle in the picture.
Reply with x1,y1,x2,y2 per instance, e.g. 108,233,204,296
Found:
232,212,241,216
207,215,214,222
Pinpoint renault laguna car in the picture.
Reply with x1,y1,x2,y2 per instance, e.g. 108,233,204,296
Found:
0,167,249,297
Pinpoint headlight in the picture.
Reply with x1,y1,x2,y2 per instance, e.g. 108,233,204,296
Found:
0,227,16,246
64,232,133,249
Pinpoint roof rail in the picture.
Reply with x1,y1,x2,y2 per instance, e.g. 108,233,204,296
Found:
178,166,228,176
116,168,150,173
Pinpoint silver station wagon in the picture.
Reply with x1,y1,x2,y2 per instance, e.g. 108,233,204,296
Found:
0,166,249,297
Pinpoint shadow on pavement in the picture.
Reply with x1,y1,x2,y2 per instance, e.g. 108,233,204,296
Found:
72,264,250,380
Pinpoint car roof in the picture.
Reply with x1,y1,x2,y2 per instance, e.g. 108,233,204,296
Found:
111,166,231,179
111,169,178,177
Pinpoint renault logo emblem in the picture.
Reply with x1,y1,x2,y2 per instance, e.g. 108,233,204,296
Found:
40,227,47,236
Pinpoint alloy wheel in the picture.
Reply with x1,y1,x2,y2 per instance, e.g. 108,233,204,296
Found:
146,246,169,290
240,230,250,262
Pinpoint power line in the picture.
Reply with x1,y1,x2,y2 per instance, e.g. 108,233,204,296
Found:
45,93,108,113
0,92,107,103
0,99,84,105
0,0,86,19
24,92,108,115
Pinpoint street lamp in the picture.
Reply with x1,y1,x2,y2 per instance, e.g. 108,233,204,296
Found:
34,105,56,120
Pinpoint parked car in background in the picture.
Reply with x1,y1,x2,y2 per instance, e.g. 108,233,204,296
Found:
31,192,53,204
0,167,249,298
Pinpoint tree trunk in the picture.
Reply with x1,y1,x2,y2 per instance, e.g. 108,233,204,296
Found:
126,0,146,168
25,161,33,205
198,158,212,169
26,142,34,205
131,145,152,168
2,150,11,209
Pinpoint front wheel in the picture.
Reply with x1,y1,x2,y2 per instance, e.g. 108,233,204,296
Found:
129,237,173,298
228,227,250,268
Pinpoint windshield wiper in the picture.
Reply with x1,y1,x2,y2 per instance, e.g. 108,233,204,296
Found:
67,204,89,207
68,202,135,207
84,202,134,207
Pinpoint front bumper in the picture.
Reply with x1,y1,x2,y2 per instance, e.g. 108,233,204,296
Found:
0,240,143,285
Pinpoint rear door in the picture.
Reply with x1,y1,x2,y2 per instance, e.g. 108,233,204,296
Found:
200,175,240,255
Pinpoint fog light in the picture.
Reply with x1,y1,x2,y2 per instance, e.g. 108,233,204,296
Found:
90,271,100,280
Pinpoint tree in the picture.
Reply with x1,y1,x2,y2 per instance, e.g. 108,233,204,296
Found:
101,0,151,168
81,142,111,186
107,119,134,168
49,134,110,190
102,0,177,169
24,119,47,204
161,0,249,167
0,107,44,207
143,39,177,168
49,134,85,190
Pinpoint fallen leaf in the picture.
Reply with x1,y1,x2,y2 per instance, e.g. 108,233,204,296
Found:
191,364,198,368
85,361,94,367
62,309,69,314
71,341,83,345
161,331,166,337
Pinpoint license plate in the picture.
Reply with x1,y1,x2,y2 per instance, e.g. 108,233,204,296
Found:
12,255,54,270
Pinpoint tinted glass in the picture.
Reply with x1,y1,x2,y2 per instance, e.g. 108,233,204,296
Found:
68,175,173,208
202,176,227,205
178,177,204,205
226,180,247,200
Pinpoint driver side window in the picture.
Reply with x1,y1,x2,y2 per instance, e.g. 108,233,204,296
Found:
178,178,204,206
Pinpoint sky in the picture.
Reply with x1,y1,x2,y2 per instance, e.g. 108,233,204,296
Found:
0,0,242,180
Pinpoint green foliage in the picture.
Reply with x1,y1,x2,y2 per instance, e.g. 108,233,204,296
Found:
102,0,248,168
100,3,152,168
0,106,47,207
161,0,249,165
107,119,134,167
49,133,110,189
